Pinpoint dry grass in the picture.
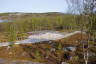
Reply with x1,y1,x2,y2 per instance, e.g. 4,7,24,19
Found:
54,33,88,46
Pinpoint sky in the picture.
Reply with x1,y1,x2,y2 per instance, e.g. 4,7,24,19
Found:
0,0,68,13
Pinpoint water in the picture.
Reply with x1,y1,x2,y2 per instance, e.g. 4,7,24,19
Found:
0,20,5,22
0,19,10,23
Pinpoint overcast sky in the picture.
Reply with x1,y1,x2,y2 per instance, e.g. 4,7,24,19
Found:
0,0,68,13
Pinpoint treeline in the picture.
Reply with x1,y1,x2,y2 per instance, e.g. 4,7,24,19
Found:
0,14,78,33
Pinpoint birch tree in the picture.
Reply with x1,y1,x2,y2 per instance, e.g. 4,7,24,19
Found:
66,0,96,64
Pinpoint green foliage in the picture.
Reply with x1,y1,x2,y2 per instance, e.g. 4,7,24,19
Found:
8,22,17,43
57,43,62,50
35,49,41,58
0,13,78,32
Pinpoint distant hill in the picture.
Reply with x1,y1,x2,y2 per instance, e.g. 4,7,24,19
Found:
0,12,72,20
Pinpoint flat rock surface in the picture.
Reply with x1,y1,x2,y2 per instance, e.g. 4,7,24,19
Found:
0,31,82,47
0,59,45,64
